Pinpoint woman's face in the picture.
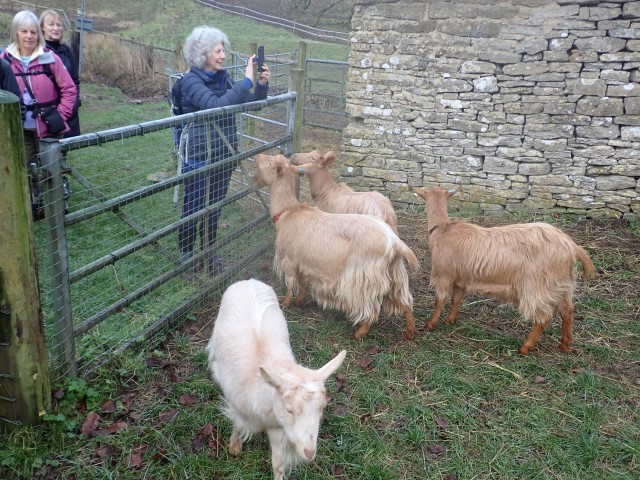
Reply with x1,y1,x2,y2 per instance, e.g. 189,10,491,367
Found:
204,42,226,72
41,15,63,42
17,24,39,56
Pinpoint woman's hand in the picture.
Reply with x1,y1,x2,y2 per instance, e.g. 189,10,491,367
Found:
246,54,270,86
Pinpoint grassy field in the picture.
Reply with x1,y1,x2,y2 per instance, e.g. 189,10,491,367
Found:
1,208,638,479
1,2,639,479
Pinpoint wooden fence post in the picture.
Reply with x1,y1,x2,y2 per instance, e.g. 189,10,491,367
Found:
0,91,51,430
288,68,305,156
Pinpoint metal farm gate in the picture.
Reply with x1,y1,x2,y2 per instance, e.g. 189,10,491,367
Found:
34,93,296,380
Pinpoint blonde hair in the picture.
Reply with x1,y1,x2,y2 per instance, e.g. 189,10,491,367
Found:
39,9,65,41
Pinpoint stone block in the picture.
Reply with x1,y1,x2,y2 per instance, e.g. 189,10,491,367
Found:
608,83,640,97
576,96,624,115
484,156,518,174
574,36,627,52
564,78,607,96
503,61,550,76
594,175,637,190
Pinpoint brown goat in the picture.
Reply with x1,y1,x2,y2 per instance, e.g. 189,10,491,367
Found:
410,184,596,355
289,150,398,233
252,153,419,340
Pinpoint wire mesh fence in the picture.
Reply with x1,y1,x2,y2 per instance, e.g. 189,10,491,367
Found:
304,59,349,131
33,93,296,381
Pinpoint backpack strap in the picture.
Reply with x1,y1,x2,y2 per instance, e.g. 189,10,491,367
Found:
14,62,61,110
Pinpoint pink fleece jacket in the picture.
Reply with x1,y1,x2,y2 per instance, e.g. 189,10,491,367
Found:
3,44,77,138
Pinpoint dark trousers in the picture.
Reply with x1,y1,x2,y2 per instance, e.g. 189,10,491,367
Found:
178,160,234,254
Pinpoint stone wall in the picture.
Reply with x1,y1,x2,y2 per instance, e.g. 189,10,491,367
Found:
341,0,640,218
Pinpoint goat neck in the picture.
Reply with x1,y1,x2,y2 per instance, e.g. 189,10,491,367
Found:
306,164,336,202
425,190,451,234
269,166,301,221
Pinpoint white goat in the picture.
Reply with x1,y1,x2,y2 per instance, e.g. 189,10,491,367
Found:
290,150,399,233
252,153,419,340
410,183,596,355
207,279,347,480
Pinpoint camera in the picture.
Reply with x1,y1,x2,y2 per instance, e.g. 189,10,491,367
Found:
255,45,265,73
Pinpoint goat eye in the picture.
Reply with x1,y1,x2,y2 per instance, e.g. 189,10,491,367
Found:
286,408,294,416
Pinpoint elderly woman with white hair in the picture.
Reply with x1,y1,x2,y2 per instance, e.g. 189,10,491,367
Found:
176,25,270,279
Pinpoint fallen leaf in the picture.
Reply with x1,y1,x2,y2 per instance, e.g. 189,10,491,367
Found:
435,417,449,429
106,421,128,434
333,407,347,417
359,412,371,423
121,393,135,411
534,375,545,384
152,449,170,465
52,388,65,400
125,453,143,469
96,445,118,459
366,345,381,355
159,409,178,424
178,394,197,407
101,400,116,413
81,411,101,436
360,356,373,371
427,444,447,458
335,373,346,392
331,464,343,476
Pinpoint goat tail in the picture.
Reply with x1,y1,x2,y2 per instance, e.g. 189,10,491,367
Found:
397,242,420,272
575,245,596,285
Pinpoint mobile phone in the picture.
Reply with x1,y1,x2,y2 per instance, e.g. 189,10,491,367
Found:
256,45,265,73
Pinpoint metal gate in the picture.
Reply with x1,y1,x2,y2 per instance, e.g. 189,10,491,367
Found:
35,92,297,380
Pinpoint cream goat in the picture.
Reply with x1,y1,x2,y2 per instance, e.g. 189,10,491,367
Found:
207,279,346,480
290,150,398,233
252,153,419,340
410,184,596,355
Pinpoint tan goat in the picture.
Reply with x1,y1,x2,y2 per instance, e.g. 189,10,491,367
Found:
289,150,398,233
410,184,596,355
252,153,419,340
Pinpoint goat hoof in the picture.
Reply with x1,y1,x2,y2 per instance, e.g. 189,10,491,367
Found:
517,346,531,355
403,330,415,340
426,323,437,331
557,342,571,352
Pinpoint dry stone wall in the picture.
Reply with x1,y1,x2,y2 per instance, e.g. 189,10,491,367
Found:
341,0,640,218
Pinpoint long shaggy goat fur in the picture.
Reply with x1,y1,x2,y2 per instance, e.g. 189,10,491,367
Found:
253,153,419,340
410,184,596,355
289,150,398,233
207,279,346,480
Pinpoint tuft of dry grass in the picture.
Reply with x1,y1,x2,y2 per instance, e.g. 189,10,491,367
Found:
82,33,184,98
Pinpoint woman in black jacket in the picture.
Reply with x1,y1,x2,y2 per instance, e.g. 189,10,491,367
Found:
177,25,270,277
39,9,81,137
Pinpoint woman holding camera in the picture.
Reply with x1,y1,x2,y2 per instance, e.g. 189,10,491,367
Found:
2,10,77,219
176,25,270,277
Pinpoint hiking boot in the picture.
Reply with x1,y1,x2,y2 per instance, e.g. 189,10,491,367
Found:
178,251,197,281
203,254,225,276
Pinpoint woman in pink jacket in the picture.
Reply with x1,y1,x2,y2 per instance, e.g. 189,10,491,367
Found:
3,10,77,219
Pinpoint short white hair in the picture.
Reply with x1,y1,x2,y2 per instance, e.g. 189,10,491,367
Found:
183,26,230,69
11,10,45,50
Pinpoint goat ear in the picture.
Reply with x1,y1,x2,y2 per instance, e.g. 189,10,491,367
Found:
322,151,336,166
408,181,427,200
260,367,284,393
316,350,346,381
446,183,462,198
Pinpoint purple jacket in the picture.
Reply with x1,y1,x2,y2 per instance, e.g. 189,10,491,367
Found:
3,44,77,138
